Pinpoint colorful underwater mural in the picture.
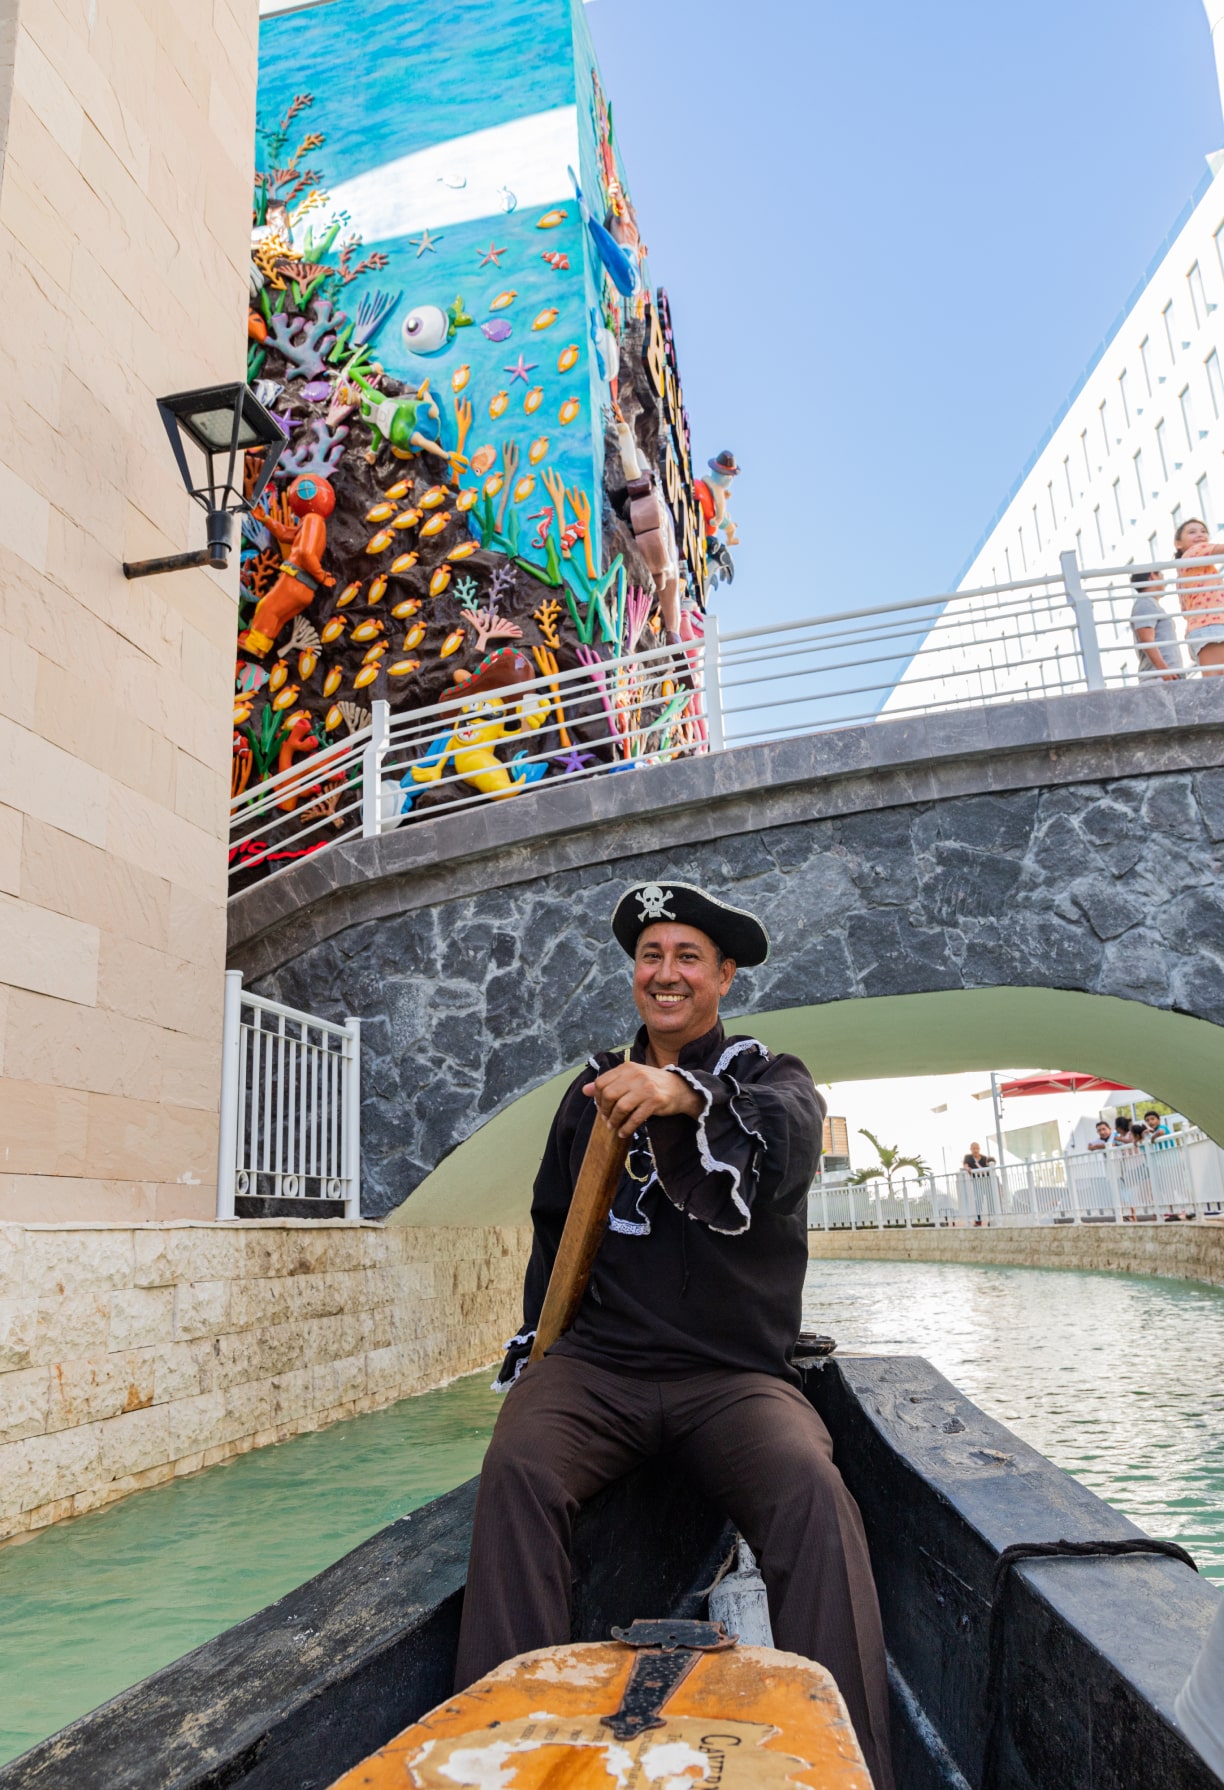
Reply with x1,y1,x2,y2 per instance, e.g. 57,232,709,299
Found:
234,0,737,877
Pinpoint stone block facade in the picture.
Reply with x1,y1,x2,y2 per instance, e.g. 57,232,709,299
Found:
0,1219,531,1544
807,1220,1224,1289
0,0,257,1222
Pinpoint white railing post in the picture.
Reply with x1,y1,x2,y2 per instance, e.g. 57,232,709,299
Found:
820,1184,829,1232
216,969,244,1220
1105,1147,1124,1223
343,1016,362,1218
362,700,391,838
1060,549,1105,691
703,613,726,752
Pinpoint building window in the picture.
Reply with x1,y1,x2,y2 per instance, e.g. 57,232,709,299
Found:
1148,531,1159,563
1180,384,1195,450
1099,399,1111,454
1163,302,1177,362
1113,478,1125,533
1094,505,1105,557
1140,336,1153,396
1197,474,1211,523
1173,503,1183,533
1188,262,1207,329
1048,481,1057,528
1080,428,1091,478
1133,448,1146,510
1075,528,1084,568
1032,504,1042,551
1156,418,1170,480
1017,524,1028,572
1004,546,1013,581
1118,369,1131,426
1208,350,1224,419
1063,455,1074,504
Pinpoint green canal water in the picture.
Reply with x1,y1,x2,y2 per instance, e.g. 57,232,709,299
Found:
1,1259,1222,1764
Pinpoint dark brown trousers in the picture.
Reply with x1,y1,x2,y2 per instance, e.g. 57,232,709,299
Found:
455,1355,894,1790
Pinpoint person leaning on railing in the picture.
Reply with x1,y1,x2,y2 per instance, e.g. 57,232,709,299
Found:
1173,518,1224,675
1129,568,1184,680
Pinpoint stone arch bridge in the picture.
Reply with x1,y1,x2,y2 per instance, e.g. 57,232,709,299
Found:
227,683,1224,1221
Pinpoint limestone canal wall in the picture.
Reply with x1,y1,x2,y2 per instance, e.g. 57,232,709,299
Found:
0,1221,531,1544
808,1221,1224,1289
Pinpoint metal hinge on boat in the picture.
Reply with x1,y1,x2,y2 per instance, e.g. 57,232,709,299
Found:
602,1619,737,1740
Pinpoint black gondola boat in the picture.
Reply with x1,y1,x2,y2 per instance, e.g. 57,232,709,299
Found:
0,1352,1218,1790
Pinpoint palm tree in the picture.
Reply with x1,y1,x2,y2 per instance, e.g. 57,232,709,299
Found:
845,1128,930,1198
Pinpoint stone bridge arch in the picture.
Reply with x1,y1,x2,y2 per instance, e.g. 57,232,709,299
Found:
227,687,1224,1218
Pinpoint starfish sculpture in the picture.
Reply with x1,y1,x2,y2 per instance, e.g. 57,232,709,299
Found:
504,353,538,384
478,241,507,266
556,748,595,775
409,229,442,257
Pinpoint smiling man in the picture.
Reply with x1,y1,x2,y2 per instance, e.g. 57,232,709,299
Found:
455,881,894,1790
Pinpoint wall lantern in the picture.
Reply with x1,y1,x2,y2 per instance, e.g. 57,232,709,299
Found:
123,383,287,580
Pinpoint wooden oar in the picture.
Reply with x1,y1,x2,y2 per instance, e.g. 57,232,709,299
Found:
530,1118,630,1361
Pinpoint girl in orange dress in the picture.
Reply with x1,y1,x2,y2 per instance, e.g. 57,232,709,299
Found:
1174,516,1224,675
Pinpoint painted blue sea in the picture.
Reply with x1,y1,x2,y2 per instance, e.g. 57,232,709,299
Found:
257,0,605,551
259,0,577,181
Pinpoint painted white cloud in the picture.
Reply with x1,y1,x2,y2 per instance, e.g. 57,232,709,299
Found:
324,106,579,241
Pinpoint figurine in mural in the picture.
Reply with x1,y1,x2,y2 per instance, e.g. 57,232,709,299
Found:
349,368,455,466
694,450,740,586
569,167,638,299
400,650,551,807
612,404,681,635
241,474,337,659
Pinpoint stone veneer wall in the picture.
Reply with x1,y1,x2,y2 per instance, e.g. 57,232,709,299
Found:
0,1220,531,1544
0,0,257,1223
808,1220,1224,1289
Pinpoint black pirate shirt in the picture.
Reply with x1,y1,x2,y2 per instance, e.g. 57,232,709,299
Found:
499,1022,824,1387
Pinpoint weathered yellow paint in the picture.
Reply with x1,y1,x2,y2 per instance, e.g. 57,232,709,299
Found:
329,1641,871,1788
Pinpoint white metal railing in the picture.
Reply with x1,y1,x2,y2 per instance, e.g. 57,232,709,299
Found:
217,970,361,1218
808,1130,1224,1231
229,555,1221,889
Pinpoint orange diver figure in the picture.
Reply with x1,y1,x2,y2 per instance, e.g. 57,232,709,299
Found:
241,475,337,659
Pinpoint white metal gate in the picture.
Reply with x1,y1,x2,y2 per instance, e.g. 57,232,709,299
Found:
216,971,361,1218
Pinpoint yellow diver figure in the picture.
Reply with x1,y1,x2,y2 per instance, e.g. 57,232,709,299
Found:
401,650,551,808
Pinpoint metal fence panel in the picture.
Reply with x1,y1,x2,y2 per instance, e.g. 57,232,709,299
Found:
217,972,361,1218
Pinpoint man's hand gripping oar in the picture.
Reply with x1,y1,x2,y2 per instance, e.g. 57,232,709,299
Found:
529,1064,704,1362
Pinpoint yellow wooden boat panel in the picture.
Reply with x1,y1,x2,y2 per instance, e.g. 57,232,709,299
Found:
330,1640,871,1789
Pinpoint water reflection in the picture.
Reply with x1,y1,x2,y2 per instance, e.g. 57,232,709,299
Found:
804,1260,1224,1582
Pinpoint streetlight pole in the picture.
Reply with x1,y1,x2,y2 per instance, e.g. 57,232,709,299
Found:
990,1071,1008,1214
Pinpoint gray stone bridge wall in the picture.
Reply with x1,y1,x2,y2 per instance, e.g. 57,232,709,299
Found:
228,685,1224,1217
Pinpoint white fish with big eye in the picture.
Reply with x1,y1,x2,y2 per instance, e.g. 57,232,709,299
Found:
401,305,450,355
497,186,518,213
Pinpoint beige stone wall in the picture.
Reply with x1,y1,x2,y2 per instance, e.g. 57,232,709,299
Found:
808,1220,1224,1289
0,1219,533,1543
0,0,257,1222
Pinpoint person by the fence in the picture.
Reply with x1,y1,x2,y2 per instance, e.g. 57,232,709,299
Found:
1129,568,1184,680
1174,517,1224,675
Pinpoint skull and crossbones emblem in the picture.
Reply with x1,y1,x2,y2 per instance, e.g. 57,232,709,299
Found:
636,883,675,923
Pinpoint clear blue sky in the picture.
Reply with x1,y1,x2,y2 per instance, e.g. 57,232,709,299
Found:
586,0,1224,625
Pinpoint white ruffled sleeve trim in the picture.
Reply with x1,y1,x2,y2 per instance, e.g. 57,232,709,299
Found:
664,1065,756,1236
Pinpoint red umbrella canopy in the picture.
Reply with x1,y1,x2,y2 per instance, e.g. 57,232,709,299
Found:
998,1072,1134,1097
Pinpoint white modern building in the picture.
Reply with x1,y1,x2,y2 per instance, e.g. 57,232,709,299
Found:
958,153,1224,592
883,0,1224,712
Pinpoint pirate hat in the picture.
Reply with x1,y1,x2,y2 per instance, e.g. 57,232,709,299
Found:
611,881,769,966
